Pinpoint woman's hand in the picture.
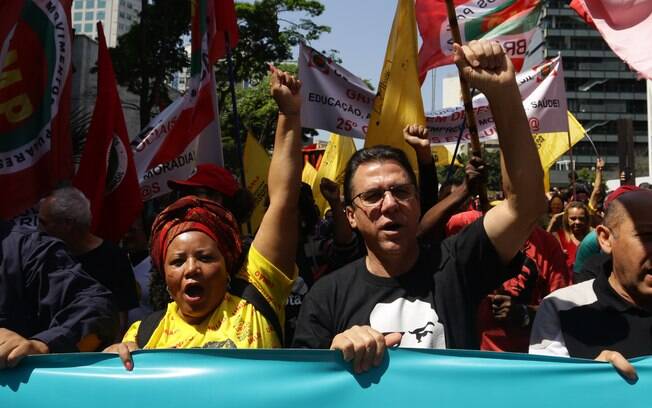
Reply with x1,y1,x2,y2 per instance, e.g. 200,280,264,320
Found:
547,212,563,232
104,341,139,371
270,65,302,117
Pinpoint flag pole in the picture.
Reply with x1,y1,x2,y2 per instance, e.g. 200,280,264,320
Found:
443,0,489,212
224,31,246,185
445,122,466,183
567,130,576,199
224,31,252,234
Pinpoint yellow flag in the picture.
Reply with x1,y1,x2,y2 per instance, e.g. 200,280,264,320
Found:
243,133,271,234
313,133,357,215
301,161,318,186
533,111,586,171
365,0,425,170
431,145,449,166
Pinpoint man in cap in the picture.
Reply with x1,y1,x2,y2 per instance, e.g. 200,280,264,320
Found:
530,188,652,381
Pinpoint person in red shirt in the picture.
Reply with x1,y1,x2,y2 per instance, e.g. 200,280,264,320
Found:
478,226,570,352
549,201,591,271
445,207,570,352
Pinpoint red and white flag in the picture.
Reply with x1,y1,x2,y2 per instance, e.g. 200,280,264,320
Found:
73,22,142,242
133,0,231,200
211,0,239,61
571,0,652,80
569,0,595,27
416,0,542,82
0,0,73,219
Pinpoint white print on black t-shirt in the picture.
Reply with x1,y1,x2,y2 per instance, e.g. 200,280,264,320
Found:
369,298,445,348
287,276,308,306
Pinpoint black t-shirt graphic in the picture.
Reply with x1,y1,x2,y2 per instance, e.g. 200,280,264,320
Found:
293,219,522,350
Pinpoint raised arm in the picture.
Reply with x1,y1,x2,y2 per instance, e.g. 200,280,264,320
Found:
403,124,438,213
252,68,303,277
588,158,604,223
319,178,355,246
453,40,546,263
417,157,485,239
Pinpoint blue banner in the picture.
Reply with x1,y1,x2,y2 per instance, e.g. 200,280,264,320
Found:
1,349,650,407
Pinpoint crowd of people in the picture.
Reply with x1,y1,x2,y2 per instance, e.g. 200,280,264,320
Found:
1,40,651,382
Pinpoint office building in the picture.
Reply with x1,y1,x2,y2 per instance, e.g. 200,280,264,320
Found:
71,0,141,47
534,0,648,184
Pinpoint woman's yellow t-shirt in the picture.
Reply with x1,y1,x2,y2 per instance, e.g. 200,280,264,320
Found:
122,245,296,349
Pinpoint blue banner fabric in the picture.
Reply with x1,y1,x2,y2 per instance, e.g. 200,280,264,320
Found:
0,348,650,407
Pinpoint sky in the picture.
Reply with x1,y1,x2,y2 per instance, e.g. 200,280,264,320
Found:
278,0,458,143
286,0,443,115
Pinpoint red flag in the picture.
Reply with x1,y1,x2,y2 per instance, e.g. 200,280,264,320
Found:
134,0,223,174
210,0,239,62
570,0,652,80
73,22,142,242
416,0,541,83
569,0,595,27
0,0,73,219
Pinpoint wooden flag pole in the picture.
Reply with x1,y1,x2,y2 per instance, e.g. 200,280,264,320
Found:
225,31,253,233
444,0,489,212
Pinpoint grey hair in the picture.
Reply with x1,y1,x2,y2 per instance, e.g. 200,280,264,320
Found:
44,187,93,229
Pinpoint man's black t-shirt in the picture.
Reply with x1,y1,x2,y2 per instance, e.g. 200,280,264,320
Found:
76,240,139,312
293,219,521,350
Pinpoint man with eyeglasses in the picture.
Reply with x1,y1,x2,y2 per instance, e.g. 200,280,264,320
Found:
293,39,546,373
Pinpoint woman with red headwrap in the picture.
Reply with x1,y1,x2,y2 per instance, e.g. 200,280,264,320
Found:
104,68,304,370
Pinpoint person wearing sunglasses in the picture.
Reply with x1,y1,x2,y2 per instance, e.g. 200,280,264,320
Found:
293,39,547,374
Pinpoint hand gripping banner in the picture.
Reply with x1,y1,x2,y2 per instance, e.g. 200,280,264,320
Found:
1,349,650,407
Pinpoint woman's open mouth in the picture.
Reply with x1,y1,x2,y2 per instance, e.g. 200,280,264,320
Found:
183,282,205,302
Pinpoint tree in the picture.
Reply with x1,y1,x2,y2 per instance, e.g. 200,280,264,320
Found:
110,0,190,128
216,0,329,89
219,63,321,169
437,147,502,192
216,0,330,167
109,0,330,166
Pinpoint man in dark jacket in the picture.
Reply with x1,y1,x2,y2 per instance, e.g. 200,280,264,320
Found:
0,221,116,368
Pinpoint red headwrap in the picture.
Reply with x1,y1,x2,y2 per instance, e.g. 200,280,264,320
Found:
150,196,242,276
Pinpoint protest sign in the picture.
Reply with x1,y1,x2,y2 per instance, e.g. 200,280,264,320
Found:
301,44,568,148
299,43,373,140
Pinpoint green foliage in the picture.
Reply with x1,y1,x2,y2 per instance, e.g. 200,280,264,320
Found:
109,0,330,169
110,0,190,127
216,0,329,88
576,167,593,184
436,147,502,192
219,63,318,169
217,0,330,167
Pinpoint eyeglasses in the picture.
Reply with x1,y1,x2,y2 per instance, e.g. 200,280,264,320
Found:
350,183,417,208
